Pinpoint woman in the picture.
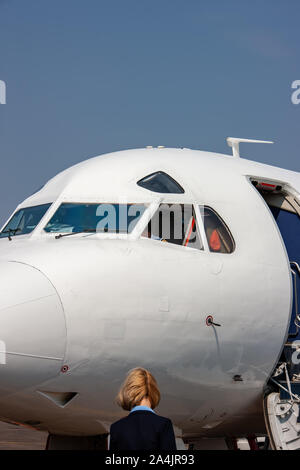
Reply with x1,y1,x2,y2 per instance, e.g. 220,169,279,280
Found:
109,367,176,451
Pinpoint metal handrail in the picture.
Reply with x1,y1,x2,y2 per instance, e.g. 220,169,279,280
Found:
291,261,300,276
288,262,300,336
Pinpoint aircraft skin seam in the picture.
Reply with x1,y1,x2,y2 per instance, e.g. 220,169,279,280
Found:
0,293,57,314
5,260,68,363
4,351,63,361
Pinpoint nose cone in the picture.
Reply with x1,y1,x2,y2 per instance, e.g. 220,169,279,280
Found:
0,261,66,397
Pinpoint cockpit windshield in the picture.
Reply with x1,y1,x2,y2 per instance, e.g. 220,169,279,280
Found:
44,203,147,234
0,203,52,239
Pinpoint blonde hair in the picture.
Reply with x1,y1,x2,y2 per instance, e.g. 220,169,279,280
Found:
116,367,161,411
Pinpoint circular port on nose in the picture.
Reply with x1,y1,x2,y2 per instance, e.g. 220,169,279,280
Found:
206,315,214,326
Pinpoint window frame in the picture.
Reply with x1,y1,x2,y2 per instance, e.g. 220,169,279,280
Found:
141,202,204,252
34,198,236,255
0,203,52,239
137,171,185,194
198,205,236,254
42,201,150,237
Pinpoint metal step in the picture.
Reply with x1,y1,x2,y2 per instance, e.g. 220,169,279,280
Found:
264,392,300,450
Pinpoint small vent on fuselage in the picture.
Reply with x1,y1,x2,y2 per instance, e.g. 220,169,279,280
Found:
37,391,78,408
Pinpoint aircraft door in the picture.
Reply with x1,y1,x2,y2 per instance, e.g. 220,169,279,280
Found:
269,206,300,339
262,196,300,450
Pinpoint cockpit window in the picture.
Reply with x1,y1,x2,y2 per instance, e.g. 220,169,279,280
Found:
200,206,235,254
44,203,147,234
142,204,203,250
137,171,185,194
0,203,51,238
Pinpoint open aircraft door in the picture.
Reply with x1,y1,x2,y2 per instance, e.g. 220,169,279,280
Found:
252,179,300,449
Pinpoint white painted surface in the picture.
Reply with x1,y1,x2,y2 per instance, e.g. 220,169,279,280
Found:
0,146,298,438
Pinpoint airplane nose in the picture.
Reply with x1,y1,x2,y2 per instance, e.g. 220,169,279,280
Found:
0,261,66,398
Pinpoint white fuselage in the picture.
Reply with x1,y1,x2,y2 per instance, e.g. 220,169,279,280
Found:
0,147,298,439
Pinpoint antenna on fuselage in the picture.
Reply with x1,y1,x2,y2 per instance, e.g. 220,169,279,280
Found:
226,137,274,159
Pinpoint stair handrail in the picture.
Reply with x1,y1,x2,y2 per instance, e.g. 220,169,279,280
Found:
291,261,300,276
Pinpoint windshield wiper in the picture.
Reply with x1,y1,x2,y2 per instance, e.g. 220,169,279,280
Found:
55,229,97,240
2,228,21,241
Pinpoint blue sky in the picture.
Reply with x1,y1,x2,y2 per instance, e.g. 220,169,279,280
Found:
0,0,299,224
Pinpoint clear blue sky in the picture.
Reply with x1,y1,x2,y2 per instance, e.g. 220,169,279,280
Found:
0,0,299,224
